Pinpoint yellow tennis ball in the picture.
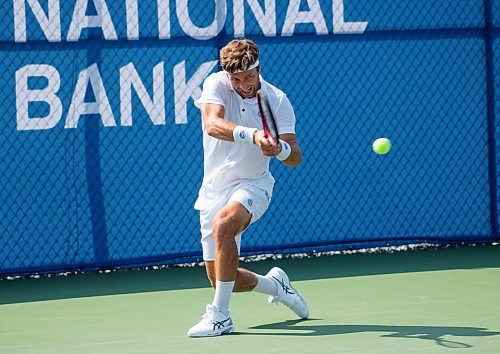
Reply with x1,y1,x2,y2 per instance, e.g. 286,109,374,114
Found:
372,137,392,155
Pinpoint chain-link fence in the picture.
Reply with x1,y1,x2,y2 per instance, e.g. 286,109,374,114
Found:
1,0,498,276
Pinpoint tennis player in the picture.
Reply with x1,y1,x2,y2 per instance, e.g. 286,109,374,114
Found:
188,39,308,337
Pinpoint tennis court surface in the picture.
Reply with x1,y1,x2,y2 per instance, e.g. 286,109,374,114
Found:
1,245,499,354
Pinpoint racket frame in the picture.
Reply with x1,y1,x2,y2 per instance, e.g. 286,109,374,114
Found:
256,90,279,145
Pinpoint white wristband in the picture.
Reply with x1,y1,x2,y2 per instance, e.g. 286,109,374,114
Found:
233,125,257,144
276,139,292,161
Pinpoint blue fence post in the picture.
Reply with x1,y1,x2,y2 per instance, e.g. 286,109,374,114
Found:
85,29,109,265
483,0,499,239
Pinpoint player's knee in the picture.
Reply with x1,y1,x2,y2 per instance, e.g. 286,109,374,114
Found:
212,217,237,243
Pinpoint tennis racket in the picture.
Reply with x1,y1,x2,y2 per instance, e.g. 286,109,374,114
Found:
256,90,279,145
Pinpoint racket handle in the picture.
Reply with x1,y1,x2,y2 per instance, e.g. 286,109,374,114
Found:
264,134,276,145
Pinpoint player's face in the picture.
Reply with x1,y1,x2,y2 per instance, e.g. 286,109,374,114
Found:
228,67,261,99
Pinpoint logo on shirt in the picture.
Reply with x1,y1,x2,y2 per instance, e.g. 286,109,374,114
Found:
247,198,253,206
239,131,247,140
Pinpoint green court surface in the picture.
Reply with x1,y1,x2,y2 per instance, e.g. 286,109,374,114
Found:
1,245,499,354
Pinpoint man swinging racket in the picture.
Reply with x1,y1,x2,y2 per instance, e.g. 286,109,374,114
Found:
189,39,308,337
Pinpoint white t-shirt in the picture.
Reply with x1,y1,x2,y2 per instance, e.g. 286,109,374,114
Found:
194,71,296,210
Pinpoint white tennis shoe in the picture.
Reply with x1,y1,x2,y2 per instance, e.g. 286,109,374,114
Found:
267,267,309,319
187,304,234,337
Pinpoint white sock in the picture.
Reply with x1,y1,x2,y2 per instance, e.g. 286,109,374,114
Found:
253,274,278,296
212,280,235,313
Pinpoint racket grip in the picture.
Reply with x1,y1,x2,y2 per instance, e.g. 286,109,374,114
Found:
264,132,277,145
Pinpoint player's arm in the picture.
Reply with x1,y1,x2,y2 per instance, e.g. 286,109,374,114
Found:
277,133,302,167
201,102,276,150
200,103,238,142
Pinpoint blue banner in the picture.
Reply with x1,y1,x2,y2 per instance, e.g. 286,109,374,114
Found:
0,0,486,42
0,0,498,275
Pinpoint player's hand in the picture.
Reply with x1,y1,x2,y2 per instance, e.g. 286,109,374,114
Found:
254,130,281,156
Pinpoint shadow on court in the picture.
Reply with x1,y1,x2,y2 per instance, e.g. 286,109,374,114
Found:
247,319,500,348
1,244,499,305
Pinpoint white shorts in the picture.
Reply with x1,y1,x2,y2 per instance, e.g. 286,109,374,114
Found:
197,182,272,261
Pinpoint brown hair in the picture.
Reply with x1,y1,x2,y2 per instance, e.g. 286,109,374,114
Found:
219,39,260,73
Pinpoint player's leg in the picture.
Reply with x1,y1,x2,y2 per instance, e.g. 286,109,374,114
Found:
188,201,250,337
188,185,308,337
211,201,251,282
206,186,309,315
209,201,251,315
204,260,270,292
224,185,309,319
208,189,278,295
203,257,308,319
